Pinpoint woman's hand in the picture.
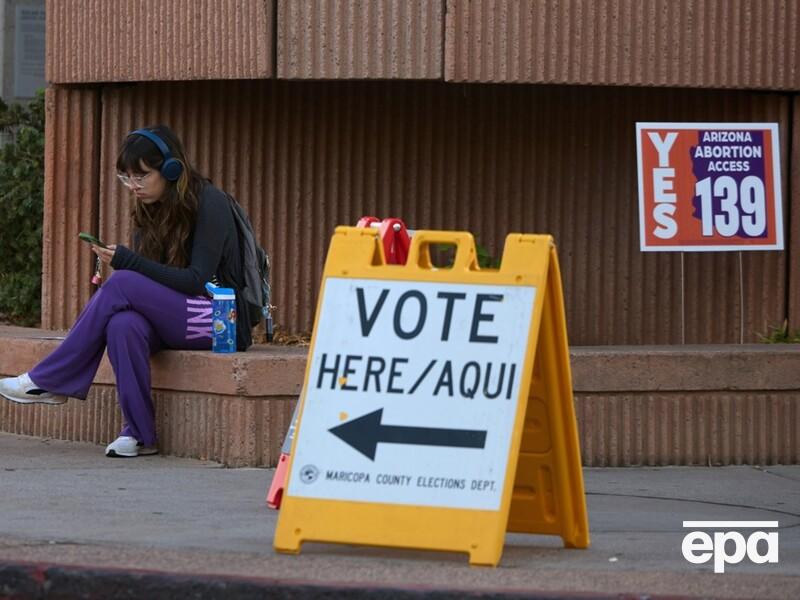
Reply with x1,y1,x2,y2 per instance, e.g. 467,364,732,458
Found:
92,244,117,266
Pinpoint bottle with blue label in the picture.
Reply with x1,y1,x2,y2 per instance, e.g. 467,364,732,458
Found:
205,282,237,353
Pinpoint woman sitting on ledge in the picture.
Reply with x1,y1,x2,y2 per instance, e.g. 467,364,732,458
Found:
0,125,251,457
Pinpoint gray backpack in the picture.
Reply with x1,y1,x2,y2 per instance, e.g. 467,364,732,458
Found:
227,195,274,342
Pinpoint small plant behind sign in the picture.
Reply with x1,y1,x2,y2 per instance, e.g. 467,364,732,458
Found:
476,243,500,269
433,242,500,269
758,320,800,344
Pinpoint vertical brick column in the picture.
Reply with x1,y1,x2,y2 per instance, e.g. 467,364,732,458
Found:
42,86,101,329
790,94,800,331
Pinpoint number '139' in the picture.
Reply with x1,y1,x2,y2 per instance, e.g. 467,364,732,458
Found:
696,176,766,238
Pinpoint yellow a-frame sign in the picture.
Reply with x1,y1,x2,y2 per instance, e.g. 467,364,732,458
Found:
274,228,589,566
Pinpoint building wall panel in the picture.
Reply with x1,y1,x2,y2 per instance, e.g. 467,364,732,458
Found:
92,81,788,344
0,387,295,467
278,0,443,79
445,0,800,90
2,384,795,468
575,393,799,467
41,86,100,330
46,0,272,83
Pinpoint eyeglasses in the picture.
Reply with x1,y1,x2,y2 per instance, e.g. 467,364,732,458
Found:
116,171,152,189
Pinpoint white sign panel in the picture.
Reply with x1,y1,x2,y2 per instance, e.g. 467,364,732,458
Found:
14,5,46,99
288,278,536,511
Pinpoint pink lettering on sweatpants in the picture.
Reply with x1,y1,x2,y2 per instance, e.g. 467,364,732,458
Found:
186,297,212,340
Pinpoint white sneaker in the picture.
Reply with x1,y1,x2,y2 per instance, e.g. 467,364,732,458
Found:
105,436,158,458
0,373,67,405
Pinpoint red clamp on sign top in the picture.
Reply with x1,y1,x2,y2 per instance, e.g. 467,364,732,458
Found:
378,218,411,265
265,216,412,509
355,216,412,264
356,216,381,228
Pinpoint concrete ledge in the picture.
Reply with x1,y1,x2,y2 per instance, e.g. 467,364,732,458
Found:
571,344,800,392
6,326,799,395
0,326,307,397
1,327,798,466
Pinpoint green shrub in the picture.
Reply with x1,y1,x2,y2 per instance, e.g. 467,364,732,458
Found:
433,242,500,269
759,320,800,344
0,91,45,326
476,243,500,269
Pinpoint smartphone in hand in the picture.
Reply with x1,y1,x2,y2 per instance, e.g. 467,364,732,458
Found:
78,232,108,249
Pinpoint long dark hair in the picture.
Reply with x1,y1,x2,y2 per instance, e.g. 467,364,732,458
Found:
115,125,204,267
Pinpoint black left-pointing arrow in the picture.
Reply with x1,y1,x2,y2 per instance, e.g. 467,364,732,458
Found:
328,408,487,460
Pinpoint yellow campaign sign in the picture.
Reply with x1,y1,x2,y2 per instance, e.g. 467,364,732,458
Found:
274,227,589,566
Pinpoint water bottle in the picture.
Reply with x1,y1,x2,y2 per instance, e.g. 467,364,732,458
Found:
205,283,237,353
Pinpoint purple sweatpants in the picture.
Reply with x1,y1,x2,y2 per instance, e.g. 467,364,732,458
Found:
29,270,213,446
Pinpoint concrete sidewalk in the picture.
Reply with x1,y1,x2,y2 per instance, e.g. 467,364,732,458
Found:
0,433,798,599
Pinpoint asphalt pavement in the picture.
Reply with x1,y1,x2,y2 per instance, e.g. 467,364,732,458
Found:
0,433,798,599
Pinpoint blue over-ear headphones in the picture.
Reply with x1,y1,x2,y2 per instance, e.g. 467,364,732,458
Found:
130,129,184,182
